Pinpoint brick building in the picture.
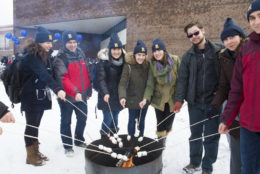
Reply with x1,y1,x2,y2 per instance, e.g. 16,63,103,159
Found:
13,0,251,58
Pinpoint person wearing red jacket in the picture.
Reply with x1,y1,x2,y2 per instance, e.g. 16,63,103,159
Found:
219,1,260,173
54,30,92,157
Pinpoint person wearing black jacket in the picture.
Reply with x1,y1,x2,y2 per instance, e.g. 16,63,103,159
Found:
21,27,66,166
96,33,124,137
0,101,15,135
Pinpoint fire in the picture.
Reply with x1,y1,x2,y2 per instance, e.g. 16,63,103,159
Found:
122,155,134,168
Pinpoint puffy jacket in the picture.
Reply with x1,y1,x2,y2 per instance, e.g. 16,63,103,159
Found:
118,52,149,109
143,53,180,111
222,32,260,132
54,47,92,102
20,44,62,111
96,48,124,111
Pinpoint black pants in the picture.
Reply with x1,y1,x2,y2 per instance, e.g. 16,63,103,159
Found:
24,110,44,146
154,103,175,132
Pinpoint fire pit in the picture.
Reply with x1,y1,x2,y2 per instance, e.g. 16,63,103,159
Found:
85,134,163,174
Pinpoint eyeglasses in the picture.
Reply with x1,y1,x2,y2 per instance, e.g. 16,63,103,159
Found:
187,31,200,38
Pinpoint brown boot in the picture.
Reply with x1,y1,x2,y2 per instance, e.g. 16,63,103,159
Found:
26,144,44,166
33,140,49,161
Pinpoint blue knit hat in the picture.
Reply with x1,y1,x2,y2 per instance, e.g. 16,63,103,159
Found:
62,30,78,46
134,40,147,55
247,0,260,21
35,27,52,43
220,18,247,41
108,33,122,49
152,38,166,52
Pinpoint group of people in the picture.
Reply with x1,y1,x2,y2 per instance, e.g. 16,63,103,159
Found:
1,0,260,173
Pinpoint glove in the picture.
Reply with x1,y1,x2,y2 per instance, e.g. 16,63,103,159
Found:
205,105,218,120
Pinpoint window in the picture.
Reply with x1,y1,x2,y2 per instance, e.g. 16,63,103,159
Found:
0,34,10,51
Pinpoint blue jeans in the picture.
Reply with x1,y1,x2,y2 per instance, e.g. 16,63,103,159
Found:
128,107,148,136
188,103,220,173
58,100,87,149
101,110,120,135
240,127,260,174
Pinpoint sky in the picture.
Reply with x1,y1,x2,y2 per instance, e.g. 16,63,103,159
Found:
0,0,13,26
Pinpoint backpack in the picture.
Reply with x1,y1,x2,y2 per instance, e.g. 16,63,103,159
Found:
0,55,27,106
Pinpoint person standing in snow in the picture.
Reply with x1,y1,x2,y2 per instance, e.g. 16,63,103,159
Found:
118,40,149,137
20,27,66,166
219,1,260,173
96,33,124,138
209,17,247,174
0,101,15,135
54,30,92,157
139,38,180,145
173,21,224,174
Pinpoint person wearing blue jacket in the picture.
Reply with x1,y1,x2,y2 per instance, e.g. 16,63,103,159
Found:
21,27,66,166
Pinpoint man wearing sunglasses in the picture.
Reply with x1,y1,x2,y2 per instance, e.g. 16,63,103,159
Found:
173,22,224,174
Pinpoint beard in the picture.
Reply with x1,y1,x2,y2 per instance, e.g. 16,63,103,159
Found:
193,36,205,46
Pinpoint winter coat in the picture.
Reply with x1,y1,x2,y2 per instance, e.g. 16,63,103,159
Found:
96,48,124,111
118,52,149,109
20,44,63,112
143,53,180,111
222,32,260,132
54,47,92,103
175,40,224,104
0,101,8,119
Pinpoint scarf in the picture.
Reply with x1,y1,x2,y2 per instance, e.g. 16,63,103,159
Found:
110,56,124,66
154,54,174,85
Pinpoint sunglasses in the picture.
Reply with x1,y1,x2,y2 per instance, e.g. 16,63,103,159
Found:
187,31,200,38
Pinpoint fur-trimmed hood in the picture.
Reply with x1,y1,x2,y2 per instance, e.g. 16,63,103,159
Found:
97,48,126,60
125,52,149,65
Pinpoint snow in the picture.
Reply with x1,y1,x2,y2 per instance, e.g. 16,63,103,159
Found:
0,81,230,174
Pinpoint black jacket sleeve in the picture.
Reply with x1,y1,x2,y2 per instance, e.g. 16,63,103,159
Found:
0,101,9,119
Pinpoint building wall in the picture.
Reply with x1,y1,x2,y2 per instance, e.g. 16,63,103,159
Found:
0,25,14,59
14,0,252,57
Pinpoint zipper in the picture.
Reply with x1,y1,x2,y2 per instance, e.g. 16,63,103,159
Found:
250,52,256,73
250,54,260,130
202,53,205,103
78,60,85,92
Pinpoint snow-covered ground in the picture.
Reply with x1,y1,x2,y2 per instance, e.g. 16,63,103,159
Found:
0,81,230,174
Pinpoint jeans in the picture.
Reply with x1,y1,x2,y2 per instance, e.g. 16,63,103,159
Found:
229,134,241,174
128,107,148,136
188,103,220,173
58,99,87,149
240,127,260,174
24,110,44,146
101,110,120,135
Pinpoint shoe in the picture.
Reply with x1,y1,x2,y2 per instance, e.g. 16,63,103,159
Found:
202,171,211,174
65,149,74,157
75,142,87,148
26,145,45,166
183,164,201,174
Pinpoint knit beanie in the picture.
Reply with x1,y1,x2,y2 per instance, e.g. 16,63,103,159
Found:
35,27,52,43
220,18,247,41
62,30,78,46
152,38,166,52
133,40,147,55
247,0,260,21
108,33,122,49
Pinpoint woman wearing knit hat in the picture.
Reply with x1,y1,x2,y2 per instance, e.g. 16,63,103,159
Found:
139,38,180,145
219,1,260,173
20,26,66,166
118,40,149,138
96,33,125,137
207,17,247,174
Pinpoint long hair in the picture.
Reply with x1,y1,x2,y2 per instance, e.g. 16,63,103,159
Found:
151,51,167,65
24,39,48,64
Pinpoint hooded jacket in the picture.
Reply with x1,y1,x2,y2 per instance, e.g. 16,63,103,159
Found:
118,52,149,109
96,48,125,111
222,32,260,132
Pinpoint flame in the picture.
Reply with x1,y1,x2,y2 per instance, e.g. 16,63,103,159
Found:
122,156,134,168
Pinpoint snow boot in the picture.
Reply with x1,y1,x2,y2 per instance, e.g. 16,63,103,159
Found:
183,164,201,174
33,140,49,161
26,144,45,166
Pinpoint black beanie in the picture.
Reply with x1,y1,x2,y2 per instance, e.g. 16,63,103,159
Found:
247,0,260,21
35,27,52,43
108,33,122,49
62,30,78,46
134,40,147,55
152,38,166,52
220,18,247,41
